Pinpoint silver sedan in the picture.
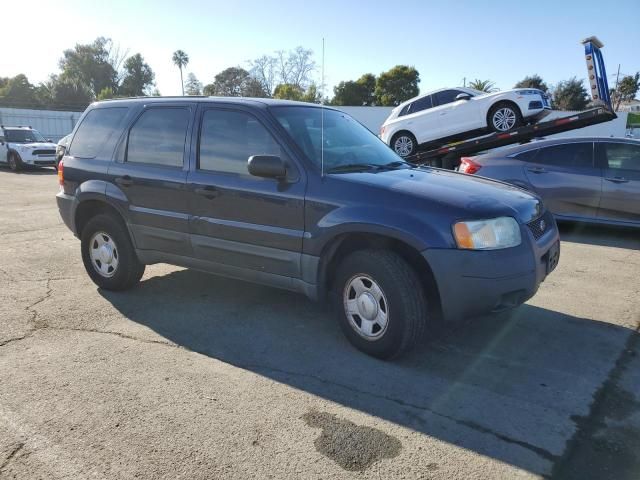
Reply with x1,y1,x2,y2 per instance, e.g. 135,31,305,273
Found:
458,137,640,227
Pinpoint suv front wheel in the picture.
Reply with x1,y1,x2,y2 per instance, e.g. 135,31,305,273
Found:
81,213,145,290
332,249,428,359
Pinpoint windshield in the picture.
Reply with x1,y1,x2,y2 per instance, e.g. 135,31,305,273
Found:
271,106,407,172
4,129,46,143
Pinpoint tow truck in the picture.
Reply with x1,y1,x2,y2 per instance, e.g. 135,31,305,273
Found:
405,37,616,169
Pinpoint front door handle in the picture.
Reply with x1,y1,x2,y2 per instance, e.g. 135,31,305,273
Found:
527,167,547,174
194,186,219,199
115,175,133,187
604,177,629,183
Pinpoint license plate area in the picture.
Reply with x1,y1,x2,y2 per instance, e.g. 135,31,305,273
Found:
544,241,560,274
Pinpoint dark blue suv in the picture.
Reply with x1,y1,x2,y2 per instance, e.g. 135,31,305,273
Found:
56,97,560,359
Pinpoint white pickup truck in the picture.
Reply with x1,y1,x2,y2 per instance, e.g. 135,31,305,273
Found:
0,126,58,171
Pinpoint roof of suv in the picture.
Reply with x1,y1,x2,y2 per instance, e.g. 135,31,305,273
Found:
93,96,332,109
480,136,640,158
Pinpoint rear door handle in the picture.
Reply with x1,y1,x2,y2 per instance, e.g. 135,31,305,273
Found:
527,167,547,174
605,177,629,183
194,186,219,199
115,175,133,187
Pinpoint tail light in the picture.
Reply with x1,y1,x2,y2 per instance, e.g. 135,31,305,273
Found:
459,157,481,174
380,125,386,136
57,159,64,186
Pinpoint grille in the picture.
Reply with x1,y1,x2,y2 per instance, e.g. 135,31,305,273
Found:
527,211,554,240
32,149,55,156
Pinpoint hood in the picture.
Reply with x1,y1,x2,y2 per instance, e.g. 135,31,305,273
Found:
334,167,543,224
13,142,57,149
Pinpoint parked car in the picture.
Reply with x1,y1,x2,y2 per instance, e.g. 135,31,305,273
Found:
56,98,559,359
56,133,72,169
380,87,551,157
0,126,58,171
458,137,640,227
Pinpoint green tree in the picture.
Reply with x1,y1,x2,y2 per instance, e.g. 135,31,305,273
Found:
97,87,115,100
204,67,267,97
552,77,589,111
514,74,549,93
119,53,155,96
374,65,420,106
273,83,304,101
301,83,321,103
172,50,189,95
611,72,640,110
59,37,118,97
0,74,39,108
46,75,93,110
184,73,202,96
468,79,497,93
332,73,377,106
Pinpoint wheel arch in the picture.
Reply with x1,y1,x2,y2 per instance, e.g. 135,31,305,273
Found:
74,199,130,242
317,232,443,322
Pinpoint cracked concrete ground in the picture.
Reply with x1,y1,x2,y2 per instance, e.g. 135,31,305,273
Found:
0,167,639,479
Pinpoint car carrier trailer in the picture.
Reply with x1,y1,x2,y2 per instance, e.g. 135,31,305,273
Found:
405,37,616,169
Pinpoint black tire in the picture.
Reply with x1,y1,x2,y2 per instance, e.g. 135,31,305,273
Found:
391,131,417,158
331,249,428,359
8,153,22,172
487,102,523,133
81,213,145,290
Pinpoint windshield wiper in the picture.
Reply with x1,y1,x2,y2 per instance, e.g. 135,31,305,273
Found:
327,161,411,174
326,164,379,173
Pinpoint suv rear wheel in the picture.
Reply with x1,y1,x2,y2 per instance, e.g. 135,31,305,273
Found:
81,213,145,290
332,249,428,359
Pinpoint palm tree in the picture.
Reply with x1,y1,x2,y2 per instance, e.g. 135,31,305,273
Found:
468,79,498,93
172,50,189,95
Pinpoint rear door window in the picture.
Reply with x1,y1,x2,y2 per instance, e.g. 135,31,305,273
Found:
126,108,190,168
434,90,465,106
534,143,594,168
410,95,433,114
70,107,128,158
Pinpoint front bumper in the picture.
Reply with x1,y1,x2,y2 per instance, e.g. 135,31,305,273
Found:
423,218,559,323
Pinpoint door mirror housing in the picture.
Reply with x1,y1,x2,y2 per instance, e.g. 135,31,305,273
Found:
456,93,472,101
248,155,287,179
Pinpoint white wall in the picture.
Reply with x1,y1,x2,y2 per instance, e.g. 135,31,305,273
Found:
0,108,83,142
338,106,629,140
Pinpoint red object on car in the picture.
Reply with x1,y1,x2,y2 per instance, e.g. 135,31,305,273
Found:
459,156,482,175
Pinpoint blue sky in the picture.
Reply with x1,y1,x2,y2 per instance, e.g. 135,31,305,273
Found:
5,0,639,97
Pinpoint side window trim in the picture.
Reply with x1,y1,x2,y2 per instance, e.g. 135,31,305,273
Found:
533,142,595,168
124,106,192,170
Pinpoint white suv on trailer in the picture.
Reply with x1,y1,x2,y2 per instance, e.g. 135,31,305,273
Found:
0,126,58,171
380,87,551,157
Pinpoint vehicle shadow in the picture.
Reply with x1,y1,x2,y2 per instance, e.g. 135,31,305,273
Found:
99,269,634,476
558,221,640,251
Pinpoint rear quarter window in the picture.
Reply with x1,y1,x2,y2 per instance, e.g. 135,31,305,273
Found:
69,107,128,159
513,149,539,161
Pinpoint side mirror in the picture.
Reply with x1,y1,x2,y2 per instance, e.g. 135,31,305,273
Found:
456,93,472,101
46,138,53,142
248,155,287,179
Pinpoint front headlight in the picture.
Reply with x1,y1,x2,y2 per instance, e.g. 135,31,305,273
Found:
453,217,521,250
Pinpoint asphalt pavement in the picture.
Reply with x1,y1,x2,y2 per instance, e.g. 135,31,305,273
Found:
0,167,638,479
